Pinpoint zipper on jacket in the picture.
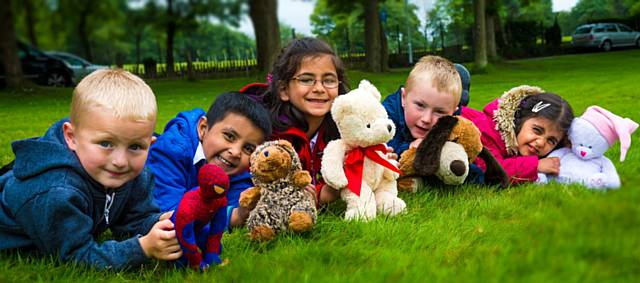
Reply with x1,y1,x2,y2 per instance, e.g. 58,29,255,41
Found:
103,192,115,225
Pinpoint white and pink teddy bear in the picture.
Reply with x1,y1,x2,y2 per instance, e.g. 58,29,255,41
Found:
538,106,638,190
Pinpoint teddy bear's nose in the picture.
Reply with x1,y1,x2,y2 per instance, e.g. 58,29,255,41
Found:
450,160,466,176
387,125,392,132
263,150,269,157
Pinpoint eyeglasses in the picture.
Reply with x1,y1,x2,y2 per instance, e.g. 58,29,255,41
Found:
292,75,341,89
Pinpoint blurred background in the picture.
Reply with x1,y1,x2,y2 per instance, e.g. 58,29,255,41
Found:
1,0,639,88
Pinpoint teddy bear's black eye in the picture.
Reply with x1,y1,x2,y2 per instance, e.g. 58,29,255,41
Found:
263,150,269,157
366,124,371,128
588,146,592,149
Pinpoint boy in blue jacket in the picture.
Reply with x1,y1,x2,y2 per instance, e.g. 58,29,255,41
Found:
0,69,181,270
148,92,271,230
382,56,483,184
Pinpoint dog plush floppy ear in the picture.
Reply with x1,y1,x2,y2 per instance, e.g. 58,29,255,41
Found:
413,115,458,175
477,147,509,188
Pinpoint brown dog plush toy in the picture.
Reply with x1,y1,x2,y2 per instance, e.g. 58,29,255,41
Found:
398,115,509,191
239,140,317,242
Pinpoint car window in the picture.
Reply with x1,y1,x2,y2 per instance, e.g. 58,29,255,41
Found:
618,24,632,32
60,55,84,66
26,45,45,57
605,25,618,32
575,26,592,34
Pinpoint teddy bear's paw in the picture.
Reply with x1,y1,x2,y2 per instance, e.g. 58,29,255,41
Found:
250,225,275,242
588,173,607,189
325,175,349,191
288,211,314,233
292,170,312,188
397,177,420,193
344,205,376,221
239,187,261,209
536,173,548,184
378,197,406,216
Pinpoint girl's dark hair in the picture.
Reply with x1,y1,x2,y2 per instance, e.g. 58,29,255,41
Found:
260,37,349,142
514,92,574,148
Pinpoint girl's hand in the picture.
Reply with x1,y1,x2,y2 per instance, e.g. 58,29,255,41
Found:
303,184,317,204
319,184,341,205
538,157,560,175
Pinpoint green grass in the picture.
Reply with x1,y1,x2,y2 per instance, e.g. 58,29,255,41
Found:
1,50,640,282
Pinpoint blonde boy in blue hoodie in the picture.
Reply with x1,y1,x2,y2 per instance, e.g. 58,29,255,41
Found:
0,69,181,269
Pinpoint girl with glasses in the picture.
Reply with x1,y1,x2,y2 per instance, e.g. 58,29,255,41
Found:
240,37,349,207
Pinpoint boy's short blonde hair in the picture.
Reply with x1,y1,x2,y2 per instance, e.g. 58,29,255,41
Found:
405,55,462,106
70,69,157,127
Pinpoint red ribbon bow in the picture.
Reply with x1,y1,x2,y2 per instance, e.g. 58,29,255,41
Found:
344,144,401,196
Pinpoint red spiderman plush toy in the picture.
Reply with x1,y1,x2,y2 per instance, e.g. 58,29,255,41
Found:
171,163,229,271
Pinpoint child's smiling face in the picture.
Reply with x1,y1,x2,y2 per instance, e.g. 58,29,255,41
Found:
198,112,265,176
516,116,563,157
63,110,156,190
402,80,457,139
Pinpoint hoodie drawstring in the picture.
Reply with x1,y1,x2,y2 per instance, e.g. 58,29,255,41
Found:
103,192,115,225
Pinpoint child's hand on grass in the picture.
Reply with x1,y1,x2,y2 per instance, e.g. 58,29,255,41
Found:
139,219,183,261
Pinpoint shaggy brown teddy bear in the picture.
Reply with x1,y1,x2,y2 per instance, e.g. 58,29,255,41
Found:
239,140,317,242
398,115,509,191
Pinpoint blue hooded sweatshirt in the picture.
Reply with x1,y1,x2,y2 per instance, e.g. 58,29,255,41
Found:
147,108,253,229
0,119,161,270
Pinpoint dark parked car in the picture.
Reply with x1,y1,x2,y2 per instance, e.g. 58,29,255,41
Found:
571,23,640,51
45,51,108,85
0,42,74,87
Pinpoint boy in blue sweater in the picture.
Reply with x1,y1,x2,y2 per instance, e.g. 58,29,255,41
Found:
382,56,483,185
0,69,181,269
148,92,271,230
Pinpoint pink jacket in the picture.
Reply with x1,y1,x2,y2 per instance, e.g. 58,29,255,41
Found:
461,97,540,184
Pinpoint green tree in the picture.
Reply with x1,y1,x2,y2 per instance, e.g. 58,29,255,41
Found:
473,0,487,69
1,0,24,88
248,0,280,72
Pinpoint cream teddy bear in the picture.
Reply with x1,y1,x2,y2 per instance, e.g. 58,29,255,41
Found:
321,80,406,221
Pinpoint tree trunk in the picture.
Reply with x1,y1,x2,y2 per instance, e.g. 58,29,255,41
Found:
135,32,142,74
473,0,487,69
166,0,176,77
78,0,95,62
486,13,497,61
0,0,24,88
23,0,38,47
379,17,389,72
364,0,382,72
249,0,280,72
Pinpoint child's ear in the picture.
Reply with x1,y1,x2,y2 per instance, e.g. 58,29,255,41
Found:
62,122,77,151
197,117,208,141
400,87,407,108
279,85,290,102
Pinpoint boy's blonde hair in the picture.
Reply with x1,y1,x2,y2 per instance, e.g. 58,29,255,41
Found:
405,55,462,106
70,69,157,127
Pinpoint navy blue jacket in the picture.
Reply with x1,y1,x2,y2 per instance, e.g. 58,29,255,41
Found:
147,109,253,228
0,119,161,270
382,88,413,156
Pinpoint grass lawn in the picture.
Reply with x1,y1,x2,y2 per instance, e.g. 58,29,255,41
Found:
1,50,639,282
